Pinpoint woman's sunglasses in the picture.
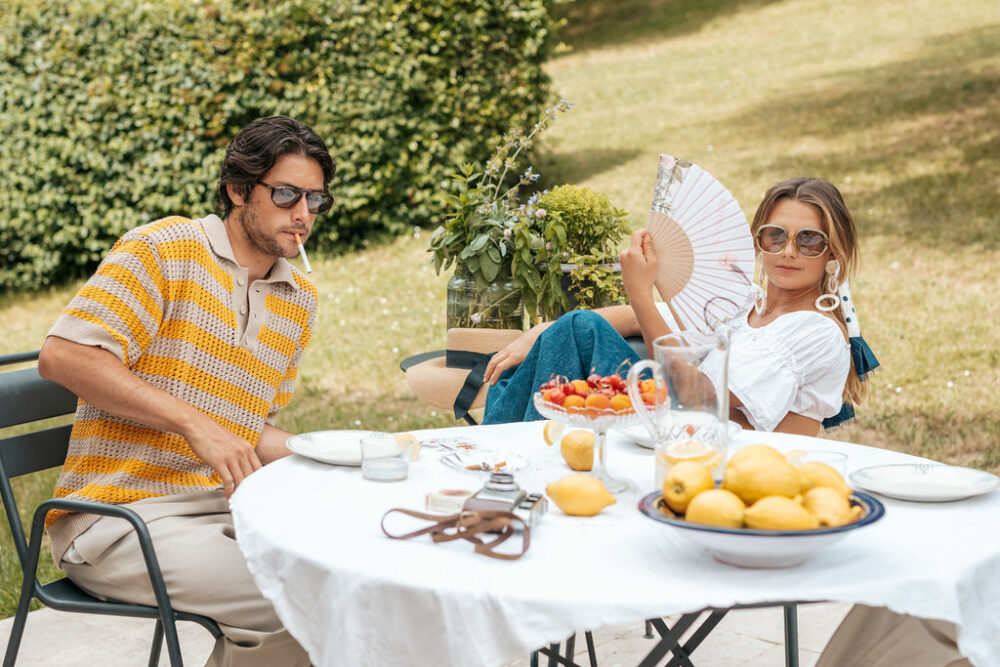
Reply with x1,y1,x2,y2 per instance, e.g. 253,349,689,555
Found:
256,182,334,215
755,224,829,257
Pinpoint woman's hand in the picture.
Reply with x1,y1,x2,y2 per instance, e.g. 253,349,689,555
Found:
483,324,549,386
620,229,658,302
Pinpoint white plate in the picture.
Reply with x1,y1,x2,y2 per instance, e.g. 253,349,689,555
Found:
286,430,385,466
850,463,1000,502
617,421,742,449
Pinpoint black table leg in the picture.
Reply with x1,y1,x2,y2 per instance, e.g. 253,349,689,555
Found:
784,603,799,667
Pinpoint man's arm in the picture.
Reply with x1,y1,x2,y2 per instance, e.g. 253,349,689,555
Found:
38,336,262,497
256,424,294,464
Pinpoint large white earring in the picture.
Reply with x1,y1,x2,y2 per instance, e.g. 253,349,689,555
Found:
815,259,840,312
754,252,767,315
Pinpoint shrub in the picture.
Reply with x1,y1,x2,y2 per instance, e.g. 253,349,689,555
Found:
0,0,563,290
536,185,629,313
537,185,629,258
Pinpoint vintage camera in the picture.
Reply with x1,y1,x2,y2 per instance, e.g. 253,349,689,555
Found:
463,472,547,528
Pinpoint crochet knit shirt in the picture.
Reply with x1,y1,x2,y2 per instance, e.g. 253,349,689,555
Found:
45,214,317,563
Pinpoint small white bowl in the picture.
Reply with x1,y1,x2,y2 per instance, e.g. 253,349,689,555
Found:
638,491,884,568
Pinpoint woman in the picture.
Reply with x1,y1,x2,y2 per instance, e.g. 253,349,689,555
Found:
481,177,872,435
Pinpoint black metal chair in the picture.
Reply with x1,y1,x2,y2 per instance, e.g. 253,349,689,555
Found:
0,351,222,667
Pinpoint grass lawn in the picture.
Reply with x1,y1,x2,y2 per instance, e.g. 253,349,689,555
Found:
2,0,998,618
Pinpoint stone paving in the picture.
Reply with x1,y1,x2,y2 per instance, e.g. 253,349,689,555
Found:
1,602,850,666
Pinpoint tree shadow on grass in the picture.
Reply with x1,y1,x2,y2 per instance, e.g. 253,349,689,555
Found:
699,24,1000,247
554,0,779,54
535,146,641,188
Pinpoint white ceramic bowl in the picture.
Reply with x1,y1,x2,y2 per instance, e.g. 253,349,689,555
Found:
638,491,885,568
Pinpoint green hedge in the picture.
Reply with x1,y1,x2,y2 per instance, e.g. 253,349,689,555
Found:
0,0,563,290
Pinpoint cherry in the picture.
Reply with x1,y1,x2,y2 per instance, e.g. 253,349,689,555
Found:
602,374,625,391
548,389,567,405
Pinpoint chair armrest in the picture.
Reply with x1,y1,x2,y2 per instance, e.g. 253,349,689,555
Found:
24,497,179,622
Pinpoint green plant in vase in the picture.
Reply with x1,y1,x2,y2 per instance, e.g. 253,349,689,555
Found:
429,101,573,329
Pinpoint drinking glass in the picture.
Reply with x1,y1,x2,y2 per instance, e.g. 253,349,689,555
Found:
626,330,730,490
361,434,411,482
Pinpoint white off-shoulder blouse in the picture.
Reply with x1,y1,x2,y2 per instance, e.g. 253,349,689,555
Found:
655,305,851,432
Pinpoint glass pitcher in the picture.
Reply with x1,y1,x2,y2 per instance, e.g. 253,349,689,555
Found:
626,329,730,490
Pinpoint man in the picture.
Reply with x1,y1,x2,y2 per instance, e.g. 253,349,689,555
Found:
38,115,335,666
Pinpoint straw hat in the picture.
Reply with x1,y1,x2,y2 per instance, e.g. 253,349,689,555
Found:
405,328,523,419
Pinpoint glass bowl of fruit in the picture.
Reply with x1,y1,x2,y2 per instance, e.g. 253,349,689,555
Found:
533,373,659,493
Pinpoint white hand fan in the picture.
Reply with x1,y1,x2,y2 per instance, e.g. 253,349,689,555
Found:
646,154,756,332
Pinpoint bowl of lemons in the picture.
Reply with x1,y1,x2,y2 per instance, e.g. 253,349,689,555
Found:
638,444,885,568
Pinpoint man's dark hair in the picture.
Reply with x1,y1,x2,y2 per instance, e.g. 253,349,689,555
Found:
217,116,336,219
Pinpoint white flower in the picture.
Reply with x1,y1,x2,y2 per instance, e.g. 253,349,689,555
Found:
470,313,483,324
535,208,546,218
661,156,677,170
503,228,512,238
379,297,388,304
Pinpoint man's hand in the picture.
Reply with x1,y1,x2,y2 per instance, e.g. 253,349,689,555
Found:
619,229,659,302
39,337,262,498
185,420,262,498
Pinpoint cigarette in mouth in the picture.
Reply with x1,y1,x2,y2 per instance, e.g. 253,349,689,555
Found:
294,233,312,273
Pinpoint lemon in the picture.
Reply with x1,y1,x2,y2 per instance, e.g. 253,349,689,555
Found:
801,487,853,527
663,461,715,514
546,474,616,516
744,496,819,530
542,420,565,446
727,444,787,467
560,429,594,471
658,439,723,469
722,453,803,505
684,489,745,528
797,462,852,498
393,433,421,461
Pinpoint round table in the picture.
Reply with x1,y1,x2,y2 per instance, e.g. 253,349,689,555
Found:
231,422,1000,667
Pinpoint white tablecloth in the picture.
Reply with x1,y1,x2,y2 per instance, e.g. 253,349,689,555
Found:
230,422,1000,666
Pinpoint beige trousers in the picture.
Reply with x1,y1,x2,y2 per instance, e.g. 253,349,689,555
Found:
60,489,310,667
817,604,971,667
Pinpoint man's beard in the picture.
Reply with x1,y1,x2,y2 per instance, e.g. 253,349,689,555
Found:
238,202,288,259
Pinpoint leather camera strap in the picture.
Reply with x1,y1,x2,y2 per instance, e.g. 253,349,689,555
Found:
381,508,530,561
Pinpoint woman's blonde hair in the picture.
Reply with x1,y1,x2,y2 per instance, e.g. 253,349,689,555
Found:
750,177,868,405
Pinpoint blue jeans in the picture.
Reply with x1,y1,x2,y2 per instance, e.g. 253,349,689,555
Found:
482,310,642,424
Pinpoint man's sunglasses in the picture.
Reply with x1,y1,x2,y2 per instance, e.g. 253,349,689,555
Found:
755,224,829,257
256,182,334,215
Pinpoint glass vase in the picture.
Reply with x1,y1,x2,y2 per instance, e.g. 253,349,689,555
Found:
446,270,523,330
